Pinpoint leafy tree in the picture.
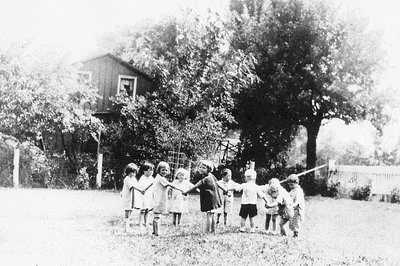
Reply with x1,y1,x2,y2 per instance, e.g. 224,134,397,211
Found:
231,0,385,173
0,43,103,177
103,10,257,167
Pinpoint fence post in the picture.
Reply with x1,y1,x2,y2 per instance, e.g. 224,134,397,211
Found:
96,153,103,188
249,161,255,170
13,148,20,188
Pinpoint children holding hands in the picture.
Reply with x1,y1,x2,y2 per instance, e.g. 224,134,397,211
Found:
120,159,305,238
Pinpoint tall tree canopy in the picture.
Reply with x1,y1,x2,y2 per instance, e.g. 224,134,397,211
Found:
231,0,385,172
104,10,257,163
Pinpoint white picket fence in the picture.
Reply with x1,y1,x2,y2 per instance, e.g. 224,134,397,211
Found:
330,165,400,194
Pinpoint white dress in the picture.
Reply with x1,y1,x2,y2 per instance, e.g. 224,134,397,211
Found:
169,180,193,213
134,174,154,210
121,176,137,211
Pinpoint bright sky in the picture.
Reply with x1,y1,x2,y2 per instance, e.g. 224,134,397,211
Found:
1,0,399,79
0,0,228,61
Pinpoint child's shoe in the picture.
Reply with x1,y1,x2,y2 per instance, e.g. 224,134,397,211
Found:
250,228,256,233
239,227,246,232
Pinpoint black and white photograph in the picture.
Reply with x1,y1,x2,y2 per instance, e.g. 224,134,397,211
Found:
1,0,400,265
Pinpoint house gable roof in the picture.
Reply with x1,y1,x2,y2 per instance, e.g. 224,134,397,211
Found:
79,53,153,82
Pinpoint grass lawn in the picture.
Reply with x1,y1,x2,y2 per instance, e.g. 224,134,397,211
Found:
0,188,399,265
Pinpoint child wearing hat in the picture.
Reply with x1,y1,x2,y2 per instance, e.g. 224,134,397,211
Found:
287,174,305,237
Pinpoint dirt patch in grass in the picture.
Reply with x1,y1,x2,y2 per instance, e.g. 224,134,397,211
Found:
0,188,398,265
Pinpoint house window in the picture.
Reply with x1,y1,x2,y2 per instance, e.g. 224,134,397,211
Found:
78,71,92,85
118,75,137,97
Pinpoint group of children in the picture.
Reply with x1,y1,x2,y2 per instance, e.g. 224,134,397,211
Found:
121,159,305,238
121,161,190,236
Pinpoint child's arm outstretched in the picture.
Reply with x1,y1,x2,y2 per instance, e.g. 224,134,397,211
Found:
265,201,278,208
182,180,203,195
142,183,153,194
217,183,229,195
167,182,184,193
130,184,144,194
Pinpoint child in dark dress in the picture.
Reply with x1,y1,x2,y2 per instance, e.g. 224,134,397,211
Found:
183,160,225,233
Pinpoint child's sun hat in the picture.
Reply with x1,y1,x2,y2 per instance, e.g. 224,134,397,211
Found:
287,174,299,184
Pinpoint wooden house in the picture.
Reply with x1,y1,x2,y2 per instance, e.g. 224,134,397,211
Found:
78,53,154,115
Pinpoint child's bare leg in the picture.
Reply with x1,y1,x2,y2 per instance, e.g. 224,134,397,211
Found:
177,213,182,225
216,213,221,224
173,213,177,226
143,210,149,227
249,217,256,233
265,214,271,231
139,211,144,228
290,210,301,237
153,214,160,236
239,217,246,232
210,212,216,233
272,214,277,232
124,210,131,231
223,213,228,225
206,212,212,232
279,218,288,236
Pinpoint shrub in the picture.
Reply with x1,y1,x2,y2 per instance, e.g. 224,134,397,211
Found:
390,187,400,203
74,167,90,190
0,140,52,188
350,184,371,201
101,169,117,190
324,181,349,199
0,141,13,187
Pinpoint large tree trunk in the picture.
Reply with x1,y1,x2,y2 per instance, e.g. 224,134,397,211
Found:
305,119,322,174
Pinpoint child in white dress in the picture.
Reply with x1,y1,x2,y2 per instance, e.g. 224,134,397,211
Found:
136,162,154,229
150,162,183,236
169,168,193,225
216,168,238,226
120,163,143,232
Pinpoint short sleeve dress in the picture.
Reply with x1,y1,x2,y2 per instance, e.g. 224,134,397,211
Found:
152,174,170,214
121,176,137,211
169,180,193,213
198,173,222,212
134,174,154,210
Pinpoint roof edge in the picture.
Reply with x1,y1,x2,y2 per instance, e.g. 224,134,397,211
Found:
79,53,153,82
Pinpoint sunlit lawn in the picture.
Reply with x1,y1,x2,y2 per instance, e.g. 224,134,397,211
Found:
0,188,399,265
